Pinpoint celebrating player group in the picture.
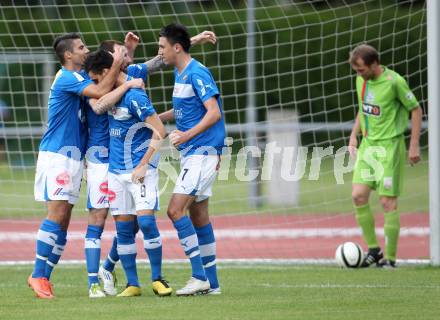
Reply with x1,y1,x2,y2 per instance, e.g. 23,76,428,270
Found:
28,23,224,299
28,23,422,300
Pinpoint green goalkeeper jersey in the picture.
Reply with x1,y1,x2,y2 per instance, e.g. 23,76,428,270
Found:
356,66,419,141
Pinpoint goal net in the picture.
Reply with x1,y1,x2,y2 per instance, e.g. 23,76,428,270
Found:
0,0,428,264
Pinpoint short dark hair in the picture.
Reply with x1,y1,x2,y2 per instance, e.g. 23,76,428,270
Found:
99,40,124,53
349,44,380,66
84,49,113,75
159,23,191,53
53,33,82,64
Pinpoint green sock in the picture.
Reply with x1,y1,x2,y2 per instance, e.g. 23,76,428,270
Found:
384,210,400,261
354,204,379,249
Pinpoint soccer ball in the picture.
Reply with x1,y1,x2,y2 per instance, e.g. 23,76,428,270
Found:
335,242,363,268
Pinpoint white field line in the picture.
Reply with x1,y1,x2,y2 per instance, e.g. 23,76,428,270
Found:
0,258,430,267
0,227,429,241
254,283,440,289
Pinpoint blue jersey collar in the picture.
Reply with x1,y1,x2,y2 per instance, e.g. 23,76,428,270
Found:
177,58,194,77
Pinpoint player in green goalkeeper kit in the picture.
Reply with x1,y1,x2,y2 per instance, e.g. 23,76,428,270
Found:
348,44,422,267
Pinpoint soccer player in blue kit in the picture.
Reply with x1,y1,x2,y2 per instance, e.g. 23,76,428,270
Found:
85,49,169,297
83,35,162,298
28,33,131,299
158,23,225,296
83,32,217,297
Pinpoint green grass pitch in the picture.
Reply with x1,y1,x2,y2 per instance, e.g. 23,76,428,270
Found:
1,264,439,320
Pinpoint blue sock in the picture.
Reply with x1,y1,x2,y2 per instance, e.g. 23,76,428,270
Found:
196,223,219,289
173,216,206,281
116,220,139,287
85,225,103,288
45,230,67,280
32,219,61,278
103,236,119,272
138,215,162,281
103,222,138,272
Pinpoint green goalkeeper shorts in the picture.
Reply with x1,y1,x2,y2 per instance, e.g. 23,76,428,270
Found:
352,135,406,197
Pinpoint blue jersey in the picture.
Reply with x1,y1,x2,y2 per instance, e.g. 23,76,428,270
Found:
85,97,109,163
127,63,148,82
172,59,225,156
108,88,157,174
39,68,92,160
86,63,149,164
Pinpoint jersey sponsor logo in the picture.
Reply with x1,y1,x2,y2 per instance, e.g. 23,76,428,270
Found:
99,181,116,202
174,108,183,119
53,187,69,196
97,196,108,205
173,83,195,98
406,92,414,100
107,191,116,202
56,172,70,186
110,127,122,137
99,181,109,194
362,103,381,117
111,107,132,121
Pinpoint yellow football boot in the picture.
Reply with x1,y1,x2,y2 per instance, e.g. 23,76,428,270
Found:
152,279,173,297
117,286,141,297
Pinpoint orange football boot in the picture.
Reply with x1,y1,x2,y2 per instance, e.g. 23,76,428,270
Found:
28,275,54,299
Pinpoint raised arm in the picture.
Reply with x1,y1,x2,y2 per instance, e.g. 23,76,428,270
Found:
131,114,167,183
124,32,139,64
123,31,165,74
82,46,125,99
145,55,166,74
145,31,217,74
190,31,217,46
88,78,144,115
408,106,422,165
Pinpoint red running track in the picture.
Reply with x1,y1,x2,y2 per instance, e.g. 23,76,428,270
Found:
0,213,429,262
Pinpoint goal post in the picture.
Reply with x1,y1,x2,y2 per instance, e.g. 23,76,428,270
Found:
427,0,440,266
